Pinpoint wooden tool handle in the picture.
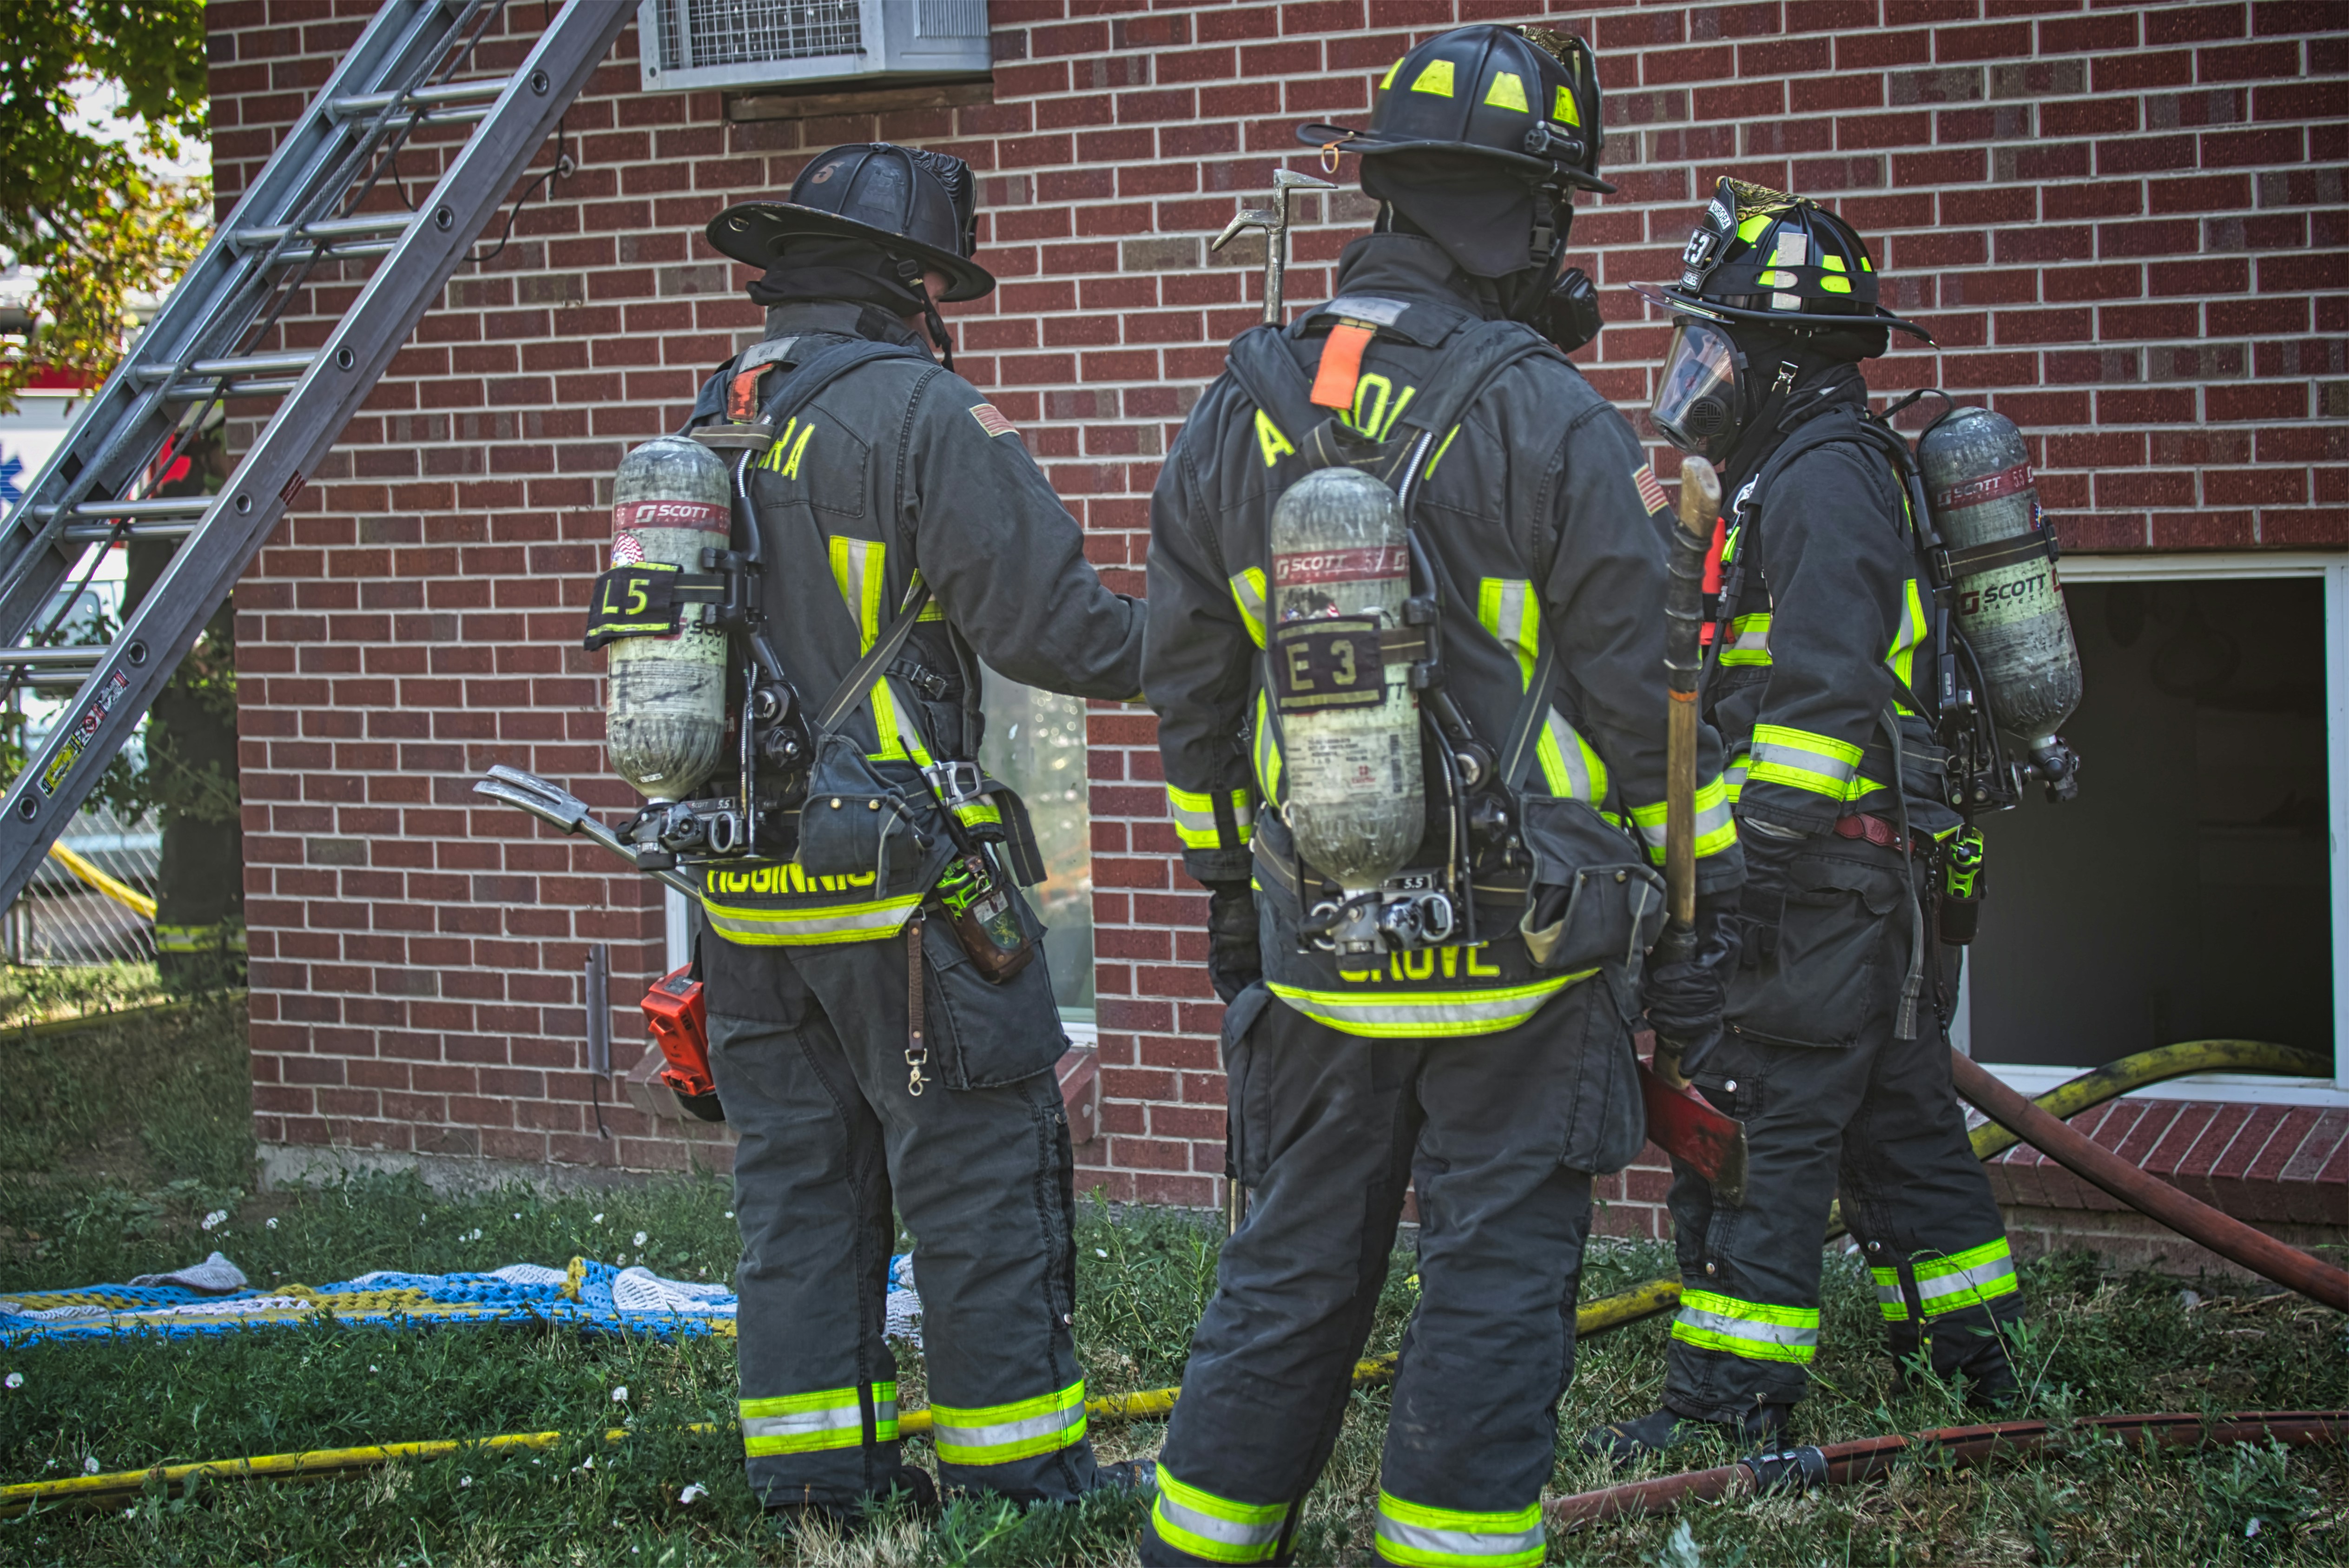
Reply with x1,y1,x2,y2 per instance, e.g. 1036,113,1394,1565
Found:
1661,457,1721,933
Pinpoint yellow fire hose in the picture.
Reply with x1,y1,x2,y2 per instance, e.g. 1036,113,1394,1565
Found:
43,842,157,920
1,1041,2323,1519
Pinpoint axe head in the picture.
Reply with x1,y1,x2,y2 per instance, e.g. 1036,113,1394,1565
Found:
1637,1059,1749,1206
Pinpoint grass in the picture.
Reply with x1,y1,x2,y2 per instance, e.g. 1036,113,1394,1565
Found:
0,988,2341,1564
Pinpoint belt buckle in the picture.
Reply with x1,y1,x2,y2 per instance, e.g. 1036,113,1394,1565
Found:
923,760,985,809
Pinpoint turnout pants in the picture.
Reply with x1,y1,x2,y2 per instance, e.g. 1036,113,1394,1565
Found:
707,926,1100,1509
1144,979,1638,1568
1665,836,2023,1421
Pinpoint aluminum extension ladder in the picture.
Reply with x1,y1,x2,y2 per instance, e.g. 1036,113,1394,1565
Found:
0,0,632,907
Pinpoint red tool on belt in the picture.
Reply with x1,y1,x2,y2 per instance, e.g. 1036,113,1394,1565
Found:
640,964,726,1122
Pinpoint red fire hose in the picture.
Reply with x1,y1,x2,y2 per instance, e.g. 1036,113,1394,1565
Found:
1546,1410,2349,1528
1948,1051,2349,1312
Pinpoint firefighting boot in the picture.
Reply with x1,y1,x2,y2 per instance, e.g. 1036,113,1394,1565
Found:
1580,1402,1788,1467
1093,1458,1157,1493
766,1464,937,1535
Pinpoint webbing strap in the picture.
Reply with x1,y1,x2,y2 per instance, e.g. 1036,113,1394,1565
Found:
1498,640,1559,793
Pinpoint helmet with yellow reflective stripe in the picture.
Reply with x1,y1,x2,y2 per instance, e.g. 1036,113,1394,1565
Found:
1298,25,1611,196
1631,178,1929,340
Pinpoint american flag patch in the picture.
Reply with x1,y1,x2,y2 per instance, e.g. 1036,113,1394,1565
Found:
970,402,1018,439
1633,463,1670,515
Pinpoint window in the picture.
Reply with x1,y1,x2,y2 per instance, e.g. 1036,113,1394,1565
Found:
1958,553,2349,1106
978,667,1093,1023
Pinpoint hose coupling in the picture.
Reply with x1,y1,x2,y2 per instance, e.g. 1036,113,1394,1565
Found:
1742,1444,1828,1497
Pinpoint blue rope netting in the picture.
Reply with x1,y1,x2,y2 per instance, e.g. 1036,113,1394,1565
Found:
0,1254,923,1345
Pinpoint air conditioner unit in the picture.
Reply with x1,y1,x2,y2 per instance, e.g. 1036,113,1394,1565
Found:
637,0,991,93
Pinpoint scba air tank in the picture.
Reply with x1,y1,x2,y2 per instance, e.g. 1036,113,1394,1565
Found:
604,435,732,801
1267,467,1425,905
1918,407,2084,794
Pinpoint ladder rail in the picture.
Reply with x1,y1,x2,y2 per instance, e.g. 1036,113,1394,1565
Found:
0,0,496,650
0,0,633,906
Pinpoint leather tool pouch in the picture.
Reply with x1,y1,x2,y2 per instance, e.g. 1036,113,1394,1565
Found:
795,730,936,883
936,851,1040,983
1517,796,1666,975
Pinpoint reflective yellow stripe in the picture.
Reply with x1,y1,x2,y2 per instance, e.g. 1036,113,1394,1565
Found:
1912,1237,2019,1315
1719,611,1772,667
1253,689,1283,805
1476,577,1539,690
1375,1491,1544,1568
702,893,924,947
739,1382,897,1456
1746,723,1862,800
1884,577,1927,705
1167,784,1252,850
1267,972,1590,1039
1870,1266,1909,1323
1152,1466,1290,1563
1625,777,1735,865
1533,707,1609,804
1229,567,1269,649
1671,1288,1819,1364
930,1380,1087,1466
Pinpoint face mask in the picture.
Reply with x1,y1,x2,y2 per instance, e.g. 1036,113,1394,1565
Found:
1650,317,1747,460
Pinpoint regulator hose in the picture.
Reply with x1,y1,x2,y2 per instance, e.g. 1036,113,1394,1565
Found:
1545,1410,2349,1529
0,1043,2328,1518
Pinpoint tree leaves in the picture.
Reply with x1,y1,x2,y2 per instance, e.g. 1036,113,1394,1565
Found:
0,0,210,413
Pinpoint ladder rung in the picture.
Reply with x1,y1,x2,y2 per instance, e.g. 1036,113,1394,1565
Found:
330,77,508,119
165,379,297,400
31,499,210,521
138,351,314,382
0,646,106,669
63,522,198,545
235,213,415,249
265,240,398,266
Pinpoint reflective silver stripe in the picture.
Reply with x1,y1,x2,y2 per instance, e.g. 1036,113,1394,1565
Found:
1673,1304,1817,1349
741,1404,859,1442
932,1407,1079,1452
1747,724,1862,797
1376,1519,1545,1562
1915,1254,2017,1312
1537,708,1604,801
703,895,923,946
1267,975,1580,1039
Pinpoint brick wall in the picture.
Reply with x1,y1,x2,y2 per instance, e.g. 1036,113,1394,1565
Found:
217,1,2348,1228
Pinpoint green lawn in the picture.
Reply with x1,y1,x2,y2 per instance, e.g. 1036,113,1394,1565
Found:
0,985,2342,1564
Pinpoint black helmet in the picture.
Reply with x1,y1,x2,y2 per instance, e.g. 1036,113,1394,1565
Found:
1298,25,1611,196
1630,177,1928,340
706,143,994,302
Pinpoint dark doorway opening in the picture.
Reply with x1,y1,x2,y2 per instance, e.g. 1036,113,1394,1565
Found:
1965,578,2333,1069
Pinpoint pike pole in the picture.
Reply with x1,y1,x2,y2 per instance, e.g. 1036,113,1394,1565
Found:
1210,167,1333,1238
1653,456,1722,1091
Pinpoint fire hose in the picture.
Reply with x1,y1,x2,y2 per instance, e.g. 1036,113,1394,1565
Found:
1545,1410,2349,1528
3,1041,2331,1519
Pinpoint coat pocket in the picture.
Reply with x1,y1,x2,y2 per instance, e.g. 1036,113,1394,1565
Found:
1723,851,1908,1048
923,899,1067,1089
1517,796,1667,975
1219,985,1276,1186
798,732,937,883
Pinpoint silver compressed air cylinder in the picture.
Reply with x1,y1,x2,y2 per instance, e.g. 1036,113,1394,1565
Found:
1919,408,2083,754
1267,466,1425,900
603,435,732,801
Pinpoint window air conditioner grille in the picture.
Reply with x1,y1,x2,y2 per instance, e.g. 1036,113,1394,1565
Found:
658,0,864,72
916,0,988,37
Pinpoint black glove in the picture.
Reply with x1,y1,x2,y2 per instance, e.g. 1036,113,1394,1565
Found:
1736,826,1807,969
1205,881,1261,1004
1644,893,1740,1075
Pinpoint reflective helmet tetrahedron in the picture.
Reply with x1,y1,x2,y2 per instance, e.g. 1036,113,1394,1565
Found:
1631,177,1928,339
706,142,994,301
1298,25,1611,194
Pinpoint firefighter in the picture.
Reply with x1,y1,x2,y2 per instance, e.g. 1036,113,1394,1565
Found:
686,144,1145,1519
1142,28,1743,1565
1584,181,2025,1463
